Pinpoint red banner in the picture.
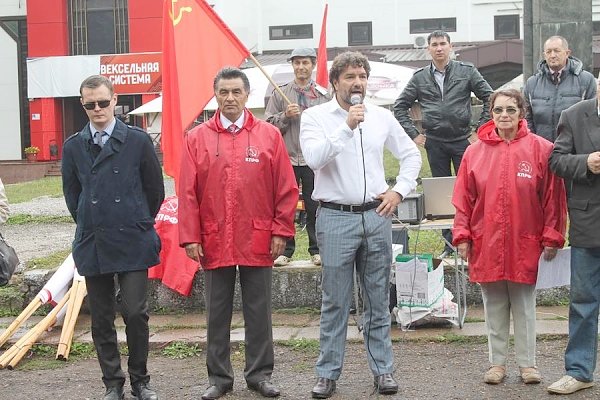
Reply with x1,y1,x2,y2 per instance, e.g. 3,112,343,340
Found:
161,0,250,186
316,4,329,88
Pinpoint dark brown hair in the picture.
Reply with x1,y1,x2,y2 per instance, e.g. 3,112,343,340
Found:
489,88,526,117
329,51,371,89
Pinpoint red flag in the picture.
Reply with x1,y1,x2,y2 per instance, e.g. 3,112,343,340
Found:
161,0,250,184
316,3,329,88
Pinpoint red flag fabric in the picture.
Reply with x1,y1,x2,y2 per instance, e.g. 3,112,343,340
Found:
316,3,329,88
161,0,250,184
149,196,199,296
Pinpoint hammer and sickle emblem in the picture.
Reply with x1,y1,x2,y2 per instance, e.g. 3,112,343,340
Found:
169,0,192,26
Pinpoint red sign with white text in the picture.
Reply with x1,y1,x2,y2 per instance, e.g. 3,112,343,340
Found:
100,53,162,94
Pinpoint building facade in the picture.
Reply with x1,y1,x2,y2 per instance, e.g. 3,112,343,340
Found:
4,0,599,161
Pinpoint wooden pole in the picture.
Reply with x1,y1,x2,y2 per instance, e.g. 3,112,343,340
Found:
56,281,86,360
0,297,43,347
246,53,292,106
56,280,78,358
2,288,71,369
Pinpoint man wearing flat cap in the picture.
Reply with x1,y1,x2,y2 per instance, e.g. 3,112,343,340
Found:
266,47,330,267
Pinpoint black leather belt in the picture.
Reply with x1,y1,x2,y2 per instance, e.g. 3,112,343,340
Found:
319,200,381,213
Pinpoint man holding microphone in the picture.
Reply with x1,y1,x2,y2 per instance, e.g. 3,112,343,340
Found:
300,51,421,398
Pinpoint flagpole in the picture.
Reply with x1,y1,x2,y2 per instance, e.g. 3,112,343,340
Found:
247,53,292,106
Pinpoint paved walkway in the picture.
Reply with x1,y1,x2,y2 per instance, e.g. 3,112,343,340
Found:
0,305,572,347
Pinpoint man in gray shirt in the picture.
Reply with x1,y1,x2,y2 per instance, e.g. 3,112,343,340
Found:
265,47,330,267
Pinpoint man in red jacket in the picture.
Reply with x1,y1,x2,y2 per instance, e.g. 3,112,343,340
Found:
178,67,298,400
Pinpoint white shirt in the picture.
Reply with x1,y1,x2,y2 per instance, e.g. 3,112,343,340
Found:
220,111,245,131
300,97,422,204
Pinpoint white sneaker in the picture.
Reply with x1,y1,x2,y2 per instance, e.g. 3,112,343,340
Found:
274,255,290,267
547,375,594,394
311,254,322,266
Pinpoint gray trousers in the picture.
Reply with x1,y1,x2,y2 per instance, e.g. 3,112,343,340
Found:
205,266,274,389
315,207,394,380
480,280,537,367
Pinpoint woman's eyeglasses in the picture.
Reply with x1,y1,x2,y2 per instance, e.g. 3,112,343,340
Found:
492,107,518,115
82,100,111,110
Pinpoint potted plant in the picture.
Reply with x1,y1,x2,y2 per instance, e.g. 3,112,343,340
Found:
24,146,40,162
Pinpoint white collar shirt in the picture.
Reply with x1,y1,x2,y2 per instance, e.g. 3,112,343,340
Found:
300,97,422,204
220,111,245,132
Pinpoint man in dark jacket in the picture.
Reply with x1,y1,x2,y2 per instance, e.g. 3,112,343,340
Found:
547,83,600,395
524,36,596,143
62,75,164,400
393,30,493,256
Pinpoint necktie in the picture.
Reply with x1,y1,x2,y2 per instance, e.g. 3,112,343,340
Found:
227,124,239,133
552,71,560,84
96,131,108,147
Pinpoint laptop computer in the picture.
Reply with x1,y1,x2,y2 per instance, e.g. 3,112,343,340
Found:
421,176,456,219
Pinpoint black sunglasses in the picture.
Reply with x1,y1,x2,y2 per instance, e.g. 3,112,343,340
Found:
82,100,111,110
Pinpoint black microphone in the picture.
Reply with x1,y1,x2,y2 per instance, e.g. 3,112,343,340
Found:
350,94,363,134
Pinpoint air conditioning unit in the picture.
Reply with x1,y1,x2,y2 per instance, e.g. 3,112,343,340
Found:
413,35,427,49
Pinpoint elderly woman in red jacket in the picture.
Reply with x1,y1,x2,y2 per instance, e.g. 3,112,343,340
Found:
452,89,567,385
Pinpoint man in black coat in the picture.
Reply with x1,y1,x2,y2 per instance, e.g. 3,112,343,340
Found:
62,75,164,400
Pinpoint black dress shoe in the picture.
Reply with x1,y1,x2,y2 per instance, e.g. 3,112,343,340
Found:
311,377,336,399
248,380,281,397
131,382,158,400
103,386,125,400
201,385,232,400
374,373,399,395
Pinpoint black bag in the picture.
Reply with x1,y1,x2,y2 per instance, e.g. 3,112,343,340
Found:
0,232,19,286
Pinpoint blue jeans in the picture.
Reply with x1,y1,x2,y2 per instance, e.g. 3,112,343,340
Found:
565,246,600,382
315,207,394,380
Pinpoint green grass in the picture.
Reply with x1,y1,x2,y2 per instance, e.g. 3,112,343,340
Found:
4,177,63,203
161,342,203,359
13,342,97,371
26,248,72,270
6,214,73,225
277,338,320,354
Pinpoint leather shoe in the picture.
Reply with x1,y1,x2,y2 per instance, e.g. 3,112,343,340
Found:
374,373,398,395
131,382,158,400
201,384,232,400
248,380,280,397
103,386,125,400
311,377,336,399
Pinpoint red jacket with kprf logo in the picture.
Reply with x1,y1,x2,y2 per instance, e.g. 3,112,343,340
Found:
178,109,298,270
452,119,567,285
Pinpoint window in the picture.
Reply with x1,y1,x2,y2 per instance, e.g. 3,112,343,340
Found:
269,24,313,40
409,18,456,34
494,15,520,40
348,21,372,46
69,0,129,55
593,21,600,35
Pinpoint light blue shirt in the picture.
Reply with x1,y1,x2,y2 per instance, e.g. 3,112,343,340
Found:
91,117,116,146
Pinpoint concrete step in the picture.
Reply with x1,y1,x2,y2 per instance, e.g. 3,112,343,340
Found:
19,259,570,314
0,305,573,348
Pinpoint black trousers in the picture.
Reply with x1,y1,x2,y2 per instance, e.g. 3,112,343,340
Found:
205,266,274,389
284,165,319,257
424,137,471,251
85,270,150,388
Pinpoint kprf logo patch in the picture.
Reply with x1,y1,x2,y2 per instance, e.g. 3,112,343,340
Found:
517,161,532,179
245,146,259,163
